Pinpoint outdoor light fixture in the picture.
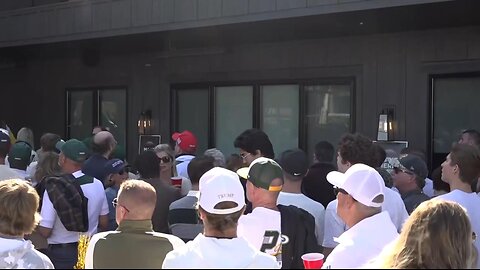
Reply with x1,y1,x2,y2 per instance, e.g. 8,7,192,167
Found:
137,109,152,134
377,107,394,141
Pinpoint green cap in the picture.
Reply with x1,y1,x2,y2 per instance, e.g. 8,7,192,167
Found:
56,139,89,163
237,157,284,192
8,141,32,166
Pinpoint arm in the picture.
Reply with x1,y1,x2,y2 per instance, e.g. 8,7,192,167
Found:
38,190,55,239
37,226,53,238
98,215,109,232
322,200,345,259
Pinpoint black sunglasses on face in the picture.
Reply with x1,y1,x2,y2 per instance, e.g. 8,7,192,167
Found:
159,156,172,163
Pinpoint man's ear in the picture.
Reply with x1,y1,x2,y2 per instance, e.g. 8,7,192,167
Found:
254,149,262,157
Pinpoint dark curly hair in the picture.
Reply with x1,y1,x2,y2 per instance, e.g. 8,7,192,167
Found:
338,133,376,167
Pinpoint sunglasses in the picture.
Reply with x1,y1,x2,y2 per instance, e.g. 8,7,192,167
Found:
393,167,414,175
240,152,251,159
159,156,172,163
112,198,130,213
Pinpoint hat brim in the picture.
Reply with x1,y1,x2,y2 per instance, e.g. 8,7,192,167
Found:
326,171,346,188
237,167,249,179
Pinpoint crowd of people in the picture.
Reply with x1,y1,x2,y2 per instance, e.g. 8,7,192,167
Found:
0,125,479,269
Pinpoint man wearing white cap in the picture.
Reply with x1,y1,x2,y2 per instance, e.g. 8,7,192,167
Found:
322,164,399,269
162,167,279,269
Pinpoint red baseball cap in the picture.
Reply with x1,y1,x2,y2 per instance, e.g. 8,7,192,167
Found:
172,130,197,152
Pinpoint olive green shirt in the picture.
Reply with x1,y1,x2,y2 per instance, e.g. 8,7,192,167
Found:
85,220,185,269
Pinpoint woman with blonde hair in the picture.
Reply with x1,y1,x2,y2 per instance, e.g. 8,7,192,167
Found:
0,179,54,268
153,144,192,196
372,200,477,268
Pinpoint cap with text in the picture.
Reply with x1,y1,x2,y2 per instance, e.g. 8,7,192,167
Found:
56,139,89,163
104,158,127,175
327,163,385,208
277,148,309,177
198,167,245,215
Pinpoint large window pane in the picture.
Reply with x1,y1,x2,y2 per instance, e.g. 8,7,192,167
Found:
177,89,209,154
432,76,480,168
305,84,352,163
261,85,299,157
215,86,253,156
99,89,127,147
67,91,93,141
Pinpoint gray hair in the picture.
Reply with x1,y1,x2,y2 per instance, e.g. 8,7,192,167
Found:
17,127,34,150
204,148,226,167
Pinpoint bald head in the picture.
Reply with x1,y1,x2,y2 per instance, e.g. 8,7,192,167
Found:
92,131,116,157
118,180,157,220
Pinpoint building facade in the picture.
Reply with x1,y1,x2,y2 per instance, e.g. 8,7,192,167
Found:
0,0,479,170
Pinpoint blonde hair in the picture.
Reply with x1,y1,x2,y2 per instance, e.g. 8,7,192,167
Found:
153,144,178,177
374,200,476,268
118,180,157,219
17,127,35,150
34,152,61,183
0,179,40,236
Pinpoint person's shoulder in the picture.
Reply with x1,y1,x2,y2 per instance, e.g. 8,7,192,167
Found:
26,248,54,269
250,250,281,268
148,231,186,247
326,199,338,210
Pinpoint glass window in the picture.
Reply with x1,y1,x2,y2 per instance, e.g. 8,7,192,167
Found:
215,86,253,157
67,90,94,141
261,85,299,157
177,89,209,154
99,89,127,147
432,76,480,168
305,84,352,163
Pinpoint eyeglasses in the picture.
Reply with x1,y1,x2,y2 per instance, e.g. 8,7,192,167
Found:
240,152,251,160
159,156,172,163
112,198,130,213
333,186,349,196
393,167,414,175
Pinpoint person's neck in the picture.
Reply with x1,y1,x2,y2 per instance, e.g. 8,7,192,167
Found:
282,181,302,194
398,185,421,196
204,227,237,239
449,178,473,193
191,184,199,191
345,211,377,229
160,170,171,183
63,166,82,174
252,200,278,211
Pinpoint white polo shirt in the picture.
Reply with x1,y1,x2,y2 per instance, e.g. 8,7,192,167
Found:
323,186,408,248
322,211,398,269
40,171,109,244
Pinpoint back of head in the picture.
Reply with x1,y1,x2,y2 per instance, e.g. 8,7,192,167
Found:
92,131,115,155
234,128,274,159
226,154,243,172
40,133,61,152
314,141,334,163
338,133,376,167
134,151,161,179
449,143,480,185
461,129,480,147
0,179,40,236
278,148,308,180
0,128,11,158
204,148,226,167
34,151,61,183
372,144,387,168
377,200,475,268
187,155,215,185
16,127,34,150
118,180,157,220
8,141,33,170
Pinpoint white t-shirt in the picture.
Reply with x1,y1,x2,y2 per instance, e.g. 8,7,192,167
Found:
322,211,399,269
423,178,434,198
277,192,325,245
434,190,480,268
238,207,282,264
0,164,21,181
323,186,408,248
175,155,195,179
162,234,280,269
40,171,109,244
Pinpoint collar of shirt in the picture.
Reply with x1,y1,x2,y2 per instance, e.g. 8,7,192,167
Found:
335,211,395,245
117,220,154,233
72,170,85,178
187,190,199,198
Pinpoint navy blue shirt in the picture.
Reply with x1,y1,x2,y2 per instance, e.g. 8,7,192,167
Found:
82,154,109,182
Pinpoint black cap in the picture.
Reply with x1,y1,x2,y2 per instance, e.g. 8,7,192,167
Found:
277,149,309,177
397,154,428,179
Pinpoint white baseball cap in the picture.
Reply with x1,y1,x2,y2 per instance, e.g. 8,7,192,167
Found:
199,167,246,215
326,163,385,208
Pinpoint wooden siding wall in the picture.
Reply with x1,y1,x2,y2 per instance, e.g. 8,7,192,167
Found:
1,25,480,163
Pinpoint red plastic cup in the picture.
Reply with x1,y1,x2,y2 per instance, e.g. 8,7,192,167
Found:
171,177,182,188
301,253,324,269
